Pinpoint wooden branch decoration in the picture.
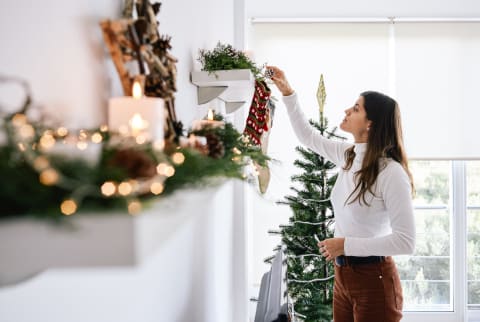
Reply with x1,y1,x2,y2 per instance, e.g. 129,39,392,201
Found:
122,0,135,18
100,19,132,95
127,23,146,75
141,48,168,76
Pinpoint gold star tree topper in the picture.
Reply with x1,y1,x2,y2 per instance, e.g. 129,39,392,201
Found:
316,74,326,115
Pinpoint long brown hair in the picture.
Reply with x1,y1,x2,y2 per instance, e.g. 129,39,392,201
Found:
343,91,414,205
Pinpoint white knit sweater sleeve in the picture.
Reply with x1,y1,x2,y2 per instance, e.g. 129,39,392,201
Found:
344,162,416,256
282,93,351,166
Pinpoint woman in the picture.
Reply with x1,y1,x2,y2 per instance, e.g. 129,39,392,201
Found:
267,66,416,322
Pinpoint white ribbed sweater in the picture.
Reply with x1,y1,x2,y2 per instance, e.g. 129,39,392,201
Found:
283,93,415,256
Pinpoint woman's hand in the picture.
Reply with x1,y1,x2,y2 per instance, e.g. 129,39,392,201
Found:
266,65,294,96
318,238,345,262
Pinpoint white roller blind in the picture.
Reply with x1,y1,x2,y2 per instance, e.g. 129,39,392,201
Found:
251,21,480,159
251,23,390,133
395,22,480,159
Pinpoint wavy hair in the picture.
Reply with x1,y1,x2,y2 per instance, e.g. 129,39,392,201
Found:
343,91,414,205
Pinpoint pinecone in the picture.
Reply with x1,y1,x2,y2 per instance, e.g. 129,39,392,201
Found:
205,133,224,159
108,148,157,179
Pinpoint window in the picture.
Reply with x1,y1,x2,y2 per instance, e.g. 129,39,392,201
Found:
395,161,452,311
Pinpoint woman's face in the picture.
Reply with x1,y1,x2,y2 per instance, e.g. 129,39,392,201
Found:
340,96,371,142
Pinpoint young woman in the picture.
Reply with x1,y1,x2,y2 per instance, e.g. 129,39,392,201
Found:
267,66,416,322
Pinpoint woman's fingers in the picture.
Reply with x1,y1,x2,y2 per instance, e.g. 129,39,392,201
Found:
265,65,283,79
265,66,293,96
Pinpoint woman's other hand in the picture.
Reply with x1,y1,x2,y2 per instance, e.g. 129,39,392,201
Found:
318,238,345,262
266,66,294,96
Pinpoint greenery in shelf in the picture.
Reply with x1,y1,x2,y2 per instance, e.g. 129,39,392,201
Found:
197,42,266,80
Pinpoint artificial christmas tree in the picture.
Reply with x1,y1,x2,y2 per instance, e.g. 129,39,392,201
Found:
273,75,344,322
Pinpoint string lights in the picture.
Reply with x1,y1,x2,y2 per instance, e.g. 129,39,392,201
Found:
1,107,269,218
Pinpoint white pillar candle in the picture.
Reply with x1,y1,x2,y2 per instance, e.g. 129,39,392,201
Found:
108,81,164,142
191,109,225,131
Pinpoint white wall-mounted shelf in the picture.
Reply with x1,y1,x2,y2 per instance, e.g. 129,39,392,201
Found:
0,181,247,322
190,69,255,113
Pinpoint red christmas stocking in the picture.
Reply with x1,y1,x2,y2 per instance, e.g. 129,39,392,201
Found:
243,80,272,145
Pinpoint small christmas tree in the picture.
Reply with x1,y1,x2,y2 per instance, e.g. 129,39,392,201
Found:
273,75,344,321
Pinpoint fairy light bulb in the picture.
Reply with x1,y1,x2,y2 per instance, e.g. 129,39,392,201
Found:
12,113,27,126
57,127,68,137
39,168,59,186
128,199,142,215
165,165,175,177
101,181,116,196
150,182,164,195
232,147,242,155
100,125,109,132
39,134,56,149
156,163,168,176
33,156,50,171
118,182,133,196
91,132,103,143
61,199,77,216
78,130,88,140
19,124,35,139
171,152,185,165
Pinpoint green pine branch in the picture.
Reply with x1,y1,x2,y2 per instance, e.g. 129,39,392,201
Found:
197,42,265,81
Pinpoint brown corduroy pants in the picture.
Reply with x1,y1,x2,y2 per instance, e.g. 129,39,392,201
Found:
333,256,403,322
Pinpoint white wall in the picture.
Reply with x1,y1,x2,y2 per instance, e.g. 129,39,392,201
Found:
0,0,121,128
160,0,234,126
0,0,234,129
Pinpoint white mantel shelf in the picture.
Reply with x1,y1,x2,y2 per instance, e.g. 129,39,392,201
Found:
0,180,248,322
0,185,211,287
190,69,255,113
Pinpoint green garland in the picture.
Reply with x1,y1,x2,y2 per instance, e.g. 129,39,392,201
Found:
198,42,265,80
0,112,268,220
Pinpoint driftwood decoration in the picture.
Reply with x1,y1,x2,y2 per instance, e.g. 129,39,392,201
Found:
100,19,134,95
100,0,181,142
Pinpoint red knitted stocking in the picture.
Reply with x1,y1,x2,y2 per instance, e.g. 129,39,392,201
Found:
243,80,272,145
